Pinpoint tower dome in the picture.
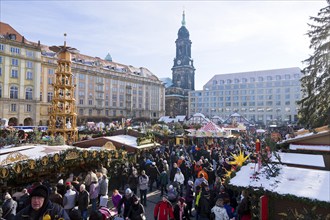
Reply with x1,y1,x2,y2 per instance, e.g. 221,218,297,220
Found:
178,11,189,39
105,52,112,62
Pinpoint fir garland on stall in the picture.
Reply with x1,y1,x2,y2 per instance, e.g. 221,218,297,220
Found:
0,147,128,185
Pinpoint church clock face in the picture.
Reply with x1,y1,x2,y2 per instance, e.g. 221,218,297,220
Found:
177,60,181,65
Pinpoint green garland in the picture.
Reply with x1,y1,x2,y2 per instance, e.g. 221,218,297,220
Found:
0,147,128,183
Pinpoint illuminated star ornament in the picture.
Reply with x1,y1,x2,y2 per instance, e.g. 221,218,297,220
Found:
229,150,250,167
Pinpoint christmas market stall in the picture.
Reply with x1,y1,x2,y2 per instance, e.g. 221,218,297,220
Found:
0,144,128,195
187,121,232,147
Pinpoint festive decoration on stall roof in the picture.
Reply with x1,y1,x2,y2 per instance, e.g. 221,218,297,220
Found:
28,159,36,169
53,153,60,162
0,151,29,165
229,150,250,167
13,163,22,174
0,167,9,178
41,156,49,166
82,150,88,158
0,147,128,181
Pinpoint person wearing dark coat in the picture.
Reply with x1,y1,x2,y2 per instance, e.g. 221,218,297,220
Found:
49,186,63,206
197,189,212,220
2,193,17,220
237,190,252,220
16,189,29,213
147,162,160,192
128,170,139,195
126,195,146,220
77,184,90,220
170,163,179,183
173,197,190,220
56,179,66,197
15,184,69,220
117,188,136,219
205,165,216,188
184,181,194,217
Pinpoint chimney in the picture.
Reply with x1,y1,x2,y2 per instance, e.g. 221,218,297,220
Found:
22,36,25,43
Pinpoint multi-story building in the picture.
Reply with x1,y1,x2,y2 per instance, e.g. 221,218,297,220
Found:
0,22,165,126
189,67,302,126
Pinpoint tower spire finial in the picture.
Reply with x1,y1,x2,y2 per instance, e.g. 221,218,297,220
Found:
64,33,67,47
181,10,186,26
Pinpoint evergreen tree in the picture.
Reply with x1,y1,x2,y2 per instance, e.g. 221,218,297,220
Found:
298,1,330,128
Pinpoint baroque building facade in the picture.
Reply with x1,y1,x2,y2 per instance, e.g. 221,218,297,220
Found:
0,22,165,126
165,11,195,117
189,67,302,126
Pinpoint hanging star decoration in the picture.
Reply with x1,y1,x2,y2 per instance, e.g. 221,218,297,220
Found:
229,150,250,167
222,150,250,184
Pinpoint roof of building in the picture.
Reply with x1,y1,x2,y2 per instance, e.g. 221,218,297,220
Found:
160,77,173,88
0,22,24,42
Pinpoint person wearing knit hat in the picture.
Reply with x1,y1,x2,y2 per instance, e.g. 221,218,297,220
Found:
15,184,70,220
173,197,190,220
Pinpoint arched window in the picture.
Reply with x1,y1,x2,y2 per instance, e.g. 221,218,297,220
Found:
10,86,18,99
25,87,33,100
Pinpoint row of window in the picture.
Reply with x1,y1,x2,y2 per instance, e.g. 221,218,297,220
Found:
191,94,300,103
0,86,33,100
0,57,34,68
0,44,35,57
191,100,292,108
212,74,300,85
77,108,145,118
191,106,293,113
208,81,300,90
192,86,300,97
9,104,32,112
9,69,33,80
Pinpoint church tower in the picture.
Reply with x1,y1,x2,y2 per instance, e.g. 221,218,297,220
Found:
165,11,196,117
171,11,195,91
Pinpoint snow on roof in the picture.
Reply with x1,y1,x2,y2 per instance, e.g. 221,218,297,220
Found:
289,144,330,152
103,135,159,149
0,145,75,165
271,152,325,168
281,129,330,144
193,113,206,118
229,163,330,202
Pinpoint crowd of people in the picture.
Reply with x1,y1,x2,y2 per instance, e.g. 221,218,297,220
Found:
0,130,264,220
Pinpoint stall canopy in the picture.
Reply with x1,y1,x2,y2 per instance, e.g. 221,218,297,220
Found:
74,135,160,152
223,112,250,125
187,121,230,137
186,113,210,125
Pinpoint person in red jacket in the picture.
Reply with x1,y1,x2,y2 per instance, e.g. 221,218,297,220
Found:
154,195,174,220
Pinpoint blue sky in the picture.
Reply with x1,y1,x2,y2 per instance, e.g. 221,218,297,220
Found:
1,1,327,89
